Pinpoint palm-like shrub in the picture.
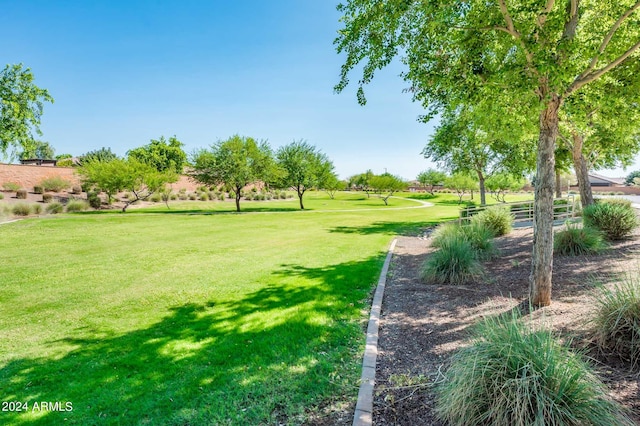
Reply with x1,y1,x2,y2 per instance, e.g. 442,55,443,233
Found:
592,274,640,368
420,235,483,284
437,313,632,426
554,223,607,256
583,202,638,240
471,206,514,236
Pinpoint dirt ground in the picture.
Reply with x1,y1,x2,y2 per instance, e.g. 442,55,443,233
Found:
373,225,640,425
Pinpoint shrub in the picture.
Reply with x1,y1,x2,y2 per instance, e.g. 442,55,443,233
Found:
199,192,209,201
208,191,216,200
12,203,32,216
471,206,513,236
42,193,53,203
71,185,82,194
279,192,287,199
229,191,236,199
66,200,89,212
0,193,3,200
33,185,44,194
16,189,27,199
420,235,483,284
170,194,178,200
150,193,163,203
178,193,188,200
40,176,71,192
178,188,186,194
46,202,63,214
431,222,496,259
244,194,253,201
188,193,197,201
87,192,101,209
436,312,632,426
583,202,638,240
598,197,632,208
592,274,640,369
31,204,42,214
554,223,607,256
2,182,21,191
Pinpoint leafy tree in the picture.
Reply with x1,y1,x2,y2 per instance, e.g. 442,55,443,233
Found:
127,135,187,174
78,147,118,165
276,140,332,210
446,173,479,203
627,170,640,185
190,135,273,212
369,174,407,205
320,171,343,199
18,140,55,160
335,0,640,307
0,64,53,157
485,173,526,203
417,169,447,195
349,169,374,197
78,158,177,212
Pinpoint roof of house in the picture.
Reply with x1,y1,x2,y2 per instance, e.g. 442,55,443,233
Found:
588,173,626,185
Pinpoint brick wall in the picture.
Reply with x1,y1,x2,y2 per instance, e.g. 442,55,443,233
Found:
0,163,199,192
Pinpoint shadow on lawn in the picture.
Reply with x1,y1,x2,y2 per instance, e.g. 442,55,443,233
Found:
0,256,385,425
329,220,453,237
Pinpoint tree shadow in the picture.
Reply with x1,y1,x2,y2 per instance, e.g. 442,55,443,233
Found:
1,256,388,425
328,220,447,237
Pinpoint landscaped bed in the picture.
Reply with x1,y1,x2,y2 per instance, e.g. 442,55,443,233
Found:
372,224,640,425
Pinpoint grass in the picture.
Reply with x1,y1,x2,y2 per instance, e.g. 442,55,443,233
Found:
0,192,457,425
436,312,633,426
420,235,483,285
554,223,608,256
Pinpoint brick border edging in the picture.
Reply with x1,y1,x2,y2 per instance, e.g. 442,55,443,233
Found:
353,238,397,426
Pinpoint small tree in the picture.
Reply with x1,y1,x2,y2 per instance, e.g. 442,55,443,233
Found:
78,147,118,165
626,170,640,186
127,135,187,174
276,140,332,210
78,158,176,212
190,135,273,212
350,169,374,197
18,140,55,160
485,173,526,203
369,174,407,205
417,169,447,195
446,174,478,203
321,173,343,199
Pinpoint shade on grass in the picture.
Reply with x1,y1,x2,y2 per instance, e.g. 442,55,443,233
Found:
0,192,456,424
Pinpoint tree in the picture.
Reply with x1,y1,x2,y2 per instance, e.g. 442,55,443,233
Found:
350,169,374,197
127,135,187,174
320,172,343,199
335,0,640,307
369,174,407,205
417,169,447,195
626,170,640,185
18,140,55,160
78,147,118,165
485,173,526,203
190,135,273,212
445,173,478,203
276,140,332,210
0,64,53,157
78,158,177,212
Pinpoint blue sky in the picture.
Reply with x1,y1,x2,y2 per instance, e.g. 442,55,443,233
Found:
1,1,636,180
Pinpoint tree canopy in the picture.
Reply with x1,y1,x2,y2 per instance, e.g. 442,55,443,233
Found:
127,135,187,174
0,64,53,158
417,169,447,195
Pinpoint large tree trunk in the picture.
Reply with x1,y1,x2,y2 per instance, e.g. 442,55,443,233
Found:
476,170,486,205
530,97,560,307
571,132,594,208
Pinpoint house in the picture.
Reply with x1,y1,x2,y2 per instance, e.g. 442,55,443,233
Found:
19,158,57,166
588,173,626,187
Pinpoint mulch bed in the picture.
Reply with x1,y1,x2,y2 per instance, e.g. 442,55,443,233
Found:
373,226,640,425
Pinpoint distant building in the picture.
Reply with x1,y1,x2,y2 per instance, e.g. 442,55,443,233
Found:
19,158,57,166
588,173,625,187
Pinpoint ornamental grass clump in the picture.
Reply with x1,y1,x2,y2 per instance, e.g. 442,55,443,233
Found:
12,203,32,216
420,234,483,285
46,202,63,214
554,223,607,256
592,274,640,369
471,206,514,237
65,200,89,212
436,313,632,426
583,201,638,240
431,222,497,259
40,176,71,192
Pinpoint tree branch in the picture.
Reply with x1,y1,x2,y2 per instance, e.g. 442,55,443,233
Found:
567,39,640,95
496,0,536,71
578,1,640,78
537,0,556,28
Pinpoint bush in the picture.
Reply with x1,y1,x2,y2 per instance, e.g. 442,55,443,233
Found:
471,206,513,236
436,312,632,426
170,194,178,200
0,193,3,200
188,193,197,201
16,189,27,199
431,222,497,259
31,204,42,214
199,192,209,201
150,193,163,202
178,193,188,200
46,202,63,214
218,193,225,201
592,274,640,369
583,202,638,240
33,185,44,194
40,176,71,192
12,203,32,216
87,192,101,209
229,191,236,199
554,223,607,256
279,192,287,199
42,193,53,203
2,182,21,192
598,197,632,208
420,235,483,284
71,185,82,194
66,200,89,212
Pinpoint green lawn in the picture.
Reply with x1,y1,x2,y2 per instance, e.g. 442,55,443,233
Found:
0,192,457,425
